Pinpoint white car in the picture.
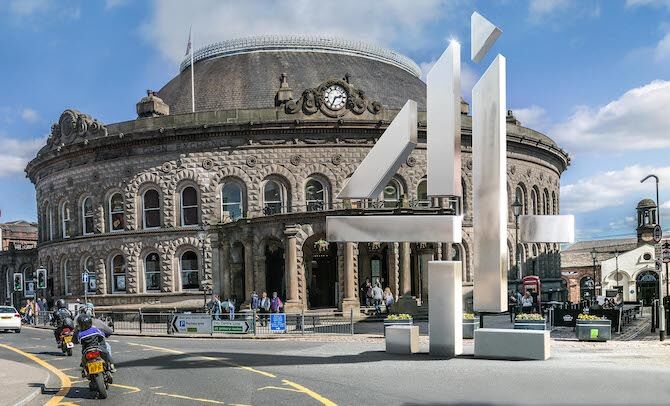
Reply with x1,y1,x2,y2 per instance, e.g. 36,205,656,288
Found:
0,306,21,333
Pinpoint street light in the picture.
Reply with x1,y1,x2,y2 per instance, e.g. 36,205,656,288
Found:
590,248,598,302
197,226,208,309
512,197,523,281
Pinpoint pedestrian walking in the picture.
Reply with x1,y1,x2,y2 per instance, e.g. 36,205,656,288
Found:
270,291,283,313
362,279,373,307
372,283,383,316
227,297,236,320
207,295,223,320
383,287,394,314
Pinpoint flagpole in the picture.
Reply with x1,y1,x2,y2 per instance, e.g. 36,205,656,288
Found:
190,29,195,113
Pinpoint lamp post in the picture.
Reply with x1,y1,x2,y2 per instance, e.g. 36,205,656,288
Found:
197,226,207,310
512,197,523,281
590,248,598,302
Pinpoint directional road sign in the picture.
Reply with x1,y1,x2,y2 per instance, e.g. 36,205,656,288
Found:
270,313,287,333
212,320,251,334
171,314,212,334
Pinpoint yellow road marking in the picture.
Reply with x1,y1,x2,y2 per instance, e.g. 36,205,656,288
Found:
258,385,302,393
0,343,72,406
155,392,225,404
127,342,336,405
283,379,337,406
110,383,141,394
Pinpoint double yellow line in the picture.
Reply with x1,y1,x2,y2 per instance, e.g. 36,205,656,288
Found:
0,343,72,406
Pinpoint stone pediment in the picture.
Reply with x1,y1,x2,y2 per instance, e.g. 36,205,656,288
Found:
47,109,107,150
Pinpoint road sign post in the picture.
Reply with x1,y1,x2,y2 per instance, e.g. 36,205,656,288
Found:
270,313,287,333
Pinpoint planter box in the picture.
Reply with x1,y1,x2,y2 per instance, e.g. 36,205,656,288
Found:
463,318,479,339
514,319,547,331
383,319,413,336
475,328,550,360
576,319,612,342
385,325,419,354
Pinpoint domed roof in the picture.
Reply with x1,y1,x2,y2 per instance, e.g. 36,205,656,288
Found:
637,198,657,209
158,36,426,115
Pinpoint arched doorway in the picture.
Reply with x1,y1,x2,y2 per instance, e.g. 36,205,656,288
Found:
636,270,659,306
230,242,245,301
264,240,285,300
580,276,595,301
304,238,337,309
357,242,389,304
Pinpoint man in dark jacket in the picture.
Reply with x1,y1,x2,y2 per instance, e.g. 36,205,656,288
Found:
51,299,74,344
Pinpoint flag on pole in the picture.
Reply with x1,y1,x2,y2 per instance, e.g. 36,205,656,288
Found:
185,27,192,56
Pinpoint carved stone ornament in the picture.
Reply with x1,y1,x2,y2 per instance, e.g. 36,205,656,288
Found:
161,162,173,173
290,155,302,166
282,78,383,118
331,154,343,165
202,159,214,170
48,109,107,150
527,168,532,177
406,156,417,167
510,165,516,175
246,156,257,168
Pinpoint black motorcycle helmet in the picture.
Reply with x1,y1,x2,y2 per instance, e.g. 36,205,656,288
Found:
56,299,67,309
77,314,93,331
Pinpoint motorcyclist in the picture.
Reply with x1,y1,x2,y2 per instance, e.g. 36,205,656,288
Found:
74,314,116,373
51,299,74,345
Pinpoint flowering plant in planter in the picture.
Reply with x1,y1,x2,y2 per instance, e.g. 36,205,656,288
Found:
386,313,412,321
577,313,607,321
463,313,476,320
515,313,545,321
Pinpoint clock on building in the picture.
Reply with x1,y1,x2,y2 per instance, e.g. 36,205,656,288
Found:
324,85,347,110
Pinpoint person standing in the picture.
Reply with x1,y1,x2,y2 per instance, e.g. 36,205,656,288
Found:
251,291,260,311
207,295,222,321
521,291,534,313
383,287,394,314
227,297,236,320
270,291,283,313
260,292,271,326
372,283,383,316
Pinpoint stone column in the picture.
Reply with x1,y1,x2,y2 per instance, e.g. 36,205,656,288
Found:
220,240,231,300
400,242,412,297
284,225,302,311
340,242,360,315
254,257,266,295
242,237,254,306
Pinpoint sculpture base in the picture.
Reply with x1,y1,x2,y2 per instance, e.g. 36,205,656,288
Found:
474,328,550,360
385,325,419,354
394,296,419,315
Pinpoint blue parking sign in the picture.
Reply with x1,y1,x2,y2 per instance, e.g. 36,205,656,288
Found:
270,313,286,333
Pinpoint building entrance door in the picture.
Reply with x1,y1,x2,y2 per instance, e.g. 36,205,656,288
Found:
265,242,285,301
307,242,337,309
636,270,659,306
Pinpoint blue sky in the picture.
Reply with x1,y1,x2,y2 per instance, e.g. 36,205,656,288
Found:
1,0,670,241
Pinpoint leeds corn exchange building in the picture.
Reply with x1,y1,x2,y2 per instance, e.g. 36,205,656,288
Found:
16,36,570,311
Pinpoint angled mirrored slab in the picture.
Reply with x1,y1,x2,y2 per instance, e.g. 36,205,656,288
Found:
326,215,462,243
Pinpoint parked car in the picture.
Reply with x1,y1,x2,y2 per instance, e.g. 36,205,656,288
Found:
0,306,22,333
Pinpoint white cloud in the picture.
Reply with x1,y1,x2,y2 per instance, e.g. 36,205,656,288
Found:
626,0,670,9
512,105,548,130
654,32,670,61
528,0,572,21
561,164,670,214
0,134,45,177
20,108,38,123
142,0,460,66
551,80,670,153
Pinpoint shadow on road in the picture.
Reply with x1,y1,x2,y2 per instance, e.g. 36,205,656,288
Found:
116,350,477,371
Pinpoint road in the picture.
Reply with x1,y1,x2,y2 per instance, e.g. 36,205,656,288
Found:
2,326,670,405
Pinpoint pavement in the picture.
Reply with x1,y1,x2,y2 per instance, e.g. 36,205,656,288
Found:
2,324,670,405
0,338,54,406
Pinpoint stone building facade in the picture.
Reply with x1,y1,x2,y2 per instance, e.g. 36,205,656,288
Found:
24,36,570,311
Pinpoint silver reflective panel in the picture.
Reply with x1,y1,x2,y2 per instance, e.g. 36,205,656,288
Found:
472,54,508,313
519,215,575,243
326,215,462,243
427,42,461,198
429,261,463,357
337,100,417,199
471,12,502,63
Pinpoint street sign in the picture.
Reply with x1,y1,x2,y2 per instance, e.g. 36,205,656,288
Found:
36,267,47,289
212,320,251,334
270,313,287,333
25,280,35,297
653,225,663,243
171,314,212,334
82,271,89,284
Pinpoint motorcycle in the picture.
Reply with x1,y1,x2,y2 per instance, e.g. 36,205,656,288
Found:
59,327,74,356
81,346,113,399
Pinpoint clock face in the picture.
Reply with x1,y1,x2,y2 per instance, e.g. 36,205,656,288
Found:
324,85,347,110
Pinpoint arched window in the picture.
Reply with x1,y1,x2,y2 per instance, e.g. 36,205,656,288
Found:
222,182,244,220
180,251,200,290
543,189,550,215
43,203,53,241
109,193,125,232
62,259,70,295
305,178,326,211
111,255,126,293
451,243,461,261
145,253,161,291
82,197,95,235
530,188,538,215
515,185,527,215
417,180,429,207
84,256,96,294
61,202,71,239
181,186,199,226
382,179,401,208
143,189,161,229
264,180,284,214
461,178,468,214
